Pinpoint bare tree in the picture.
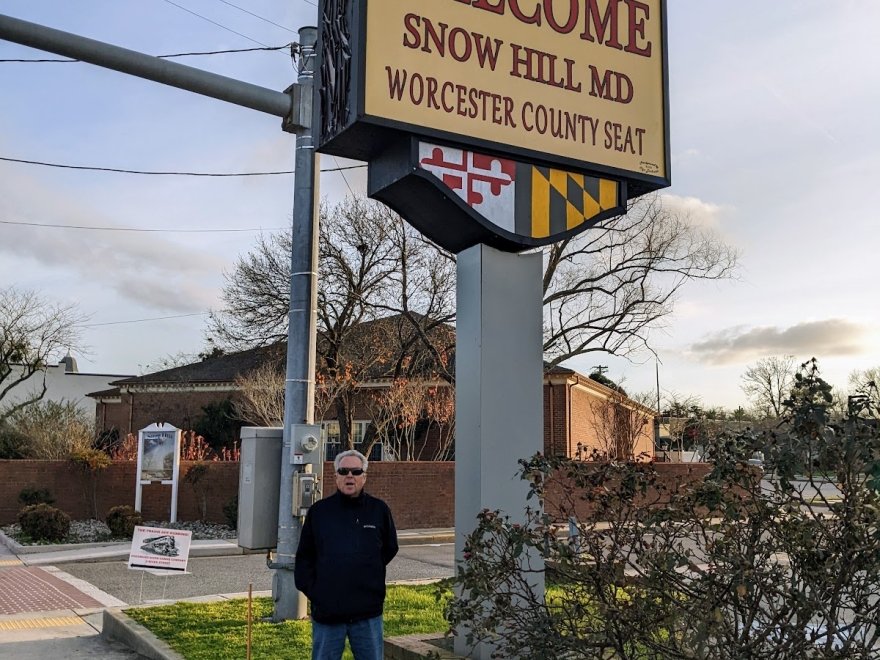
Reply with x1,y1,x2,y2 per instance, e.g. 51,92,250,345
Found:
741,355,796,419
208,193,737,450
0,287,87,422
207,197,454,354
849,366,879,393
542,194,738,368
377,218,456,383
424,384,455,460
206,230,293,351
208,197,455,447
588,388,655,460
233,361,285,427
360,378,427,461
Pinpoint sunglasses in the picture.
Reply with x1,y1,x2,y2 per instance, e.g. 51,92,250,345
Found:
336,467,365,476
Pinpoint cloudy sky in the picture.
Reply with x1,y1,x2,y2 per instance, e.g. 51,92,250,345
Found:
1,1,877,409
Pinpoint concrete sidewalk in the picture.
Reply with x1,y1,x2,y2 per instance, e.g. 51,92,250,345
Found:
0,538,135,657
0,527,455,658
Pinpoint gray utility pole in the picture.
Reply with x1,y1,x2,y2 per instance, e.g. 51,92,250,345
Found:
0,13,319,621
273,26,318,622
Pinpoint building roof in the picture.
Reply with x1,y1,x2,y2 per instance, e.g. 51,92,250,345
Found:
105,314,455,390
110,343,285,387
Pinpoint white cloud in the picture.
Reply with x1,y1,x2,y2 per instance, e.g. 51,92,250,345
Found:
671,148,701,166
660,194,726,229
687,319,871,365
0,165,225,312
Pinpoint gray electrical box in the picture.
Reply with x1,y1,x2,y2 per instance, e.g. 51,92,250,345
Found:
293,472,318,517
291,423,323,466
238,426,282,550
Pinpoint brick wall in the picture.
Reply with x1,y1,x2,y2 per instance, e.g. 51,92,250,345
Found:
543,383,568,457
568,384,655,459
321,462,454,529
0,460,240,525
543,462,712,521
0,461,704,529
0,460,454,530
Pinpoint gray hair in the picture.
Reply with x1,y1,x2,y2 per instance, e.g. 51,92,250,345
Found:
334,449,368,472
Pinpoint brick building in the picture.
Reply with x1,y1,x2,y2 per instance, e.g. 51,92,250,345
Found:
90,324,654,461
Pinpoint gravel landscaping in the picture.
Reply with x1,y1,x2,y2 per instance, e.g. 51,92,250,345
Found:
1,519,237,545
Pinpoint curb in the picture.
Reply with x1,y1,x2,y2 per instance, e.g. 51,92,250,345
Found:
2,528,454,561
0,529,26,555
399,533,454,546
102,607,183,660
385,633,465,659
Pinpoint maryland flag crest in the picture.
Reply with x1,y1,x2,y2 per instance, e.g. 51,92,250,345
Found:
368,138,626,253
417,142,623,246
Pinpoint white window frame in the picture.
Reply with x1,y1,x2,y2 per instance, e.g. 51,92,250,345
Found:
320,420,371,446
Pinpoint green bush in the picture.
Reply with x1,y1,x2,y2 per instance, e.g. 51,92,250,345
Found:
448,360,880,659
0,422,28,459
18,503,70,542
3,400,95,459
18,487,55,507
223,495,238,529
106,505,143,538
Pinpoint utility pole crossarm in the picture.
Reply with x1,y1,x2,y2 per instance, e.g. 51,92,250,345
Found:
0,13,301,128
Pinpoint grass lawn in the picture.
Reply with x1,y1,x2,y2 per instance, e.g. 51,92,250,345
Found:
126,583,451,659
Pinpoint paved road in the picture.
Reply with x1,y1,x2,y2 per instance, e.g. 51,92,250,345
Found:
760,477,843,504
59,543,455,606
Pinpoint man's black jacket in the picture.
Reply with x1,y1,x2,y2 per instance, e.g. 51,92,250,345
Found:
294,490,398,624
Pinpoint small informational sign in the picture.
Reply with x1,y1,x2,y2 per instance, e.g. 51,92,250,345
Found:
134,423,182,522
128,525,192,574
138,426,179,482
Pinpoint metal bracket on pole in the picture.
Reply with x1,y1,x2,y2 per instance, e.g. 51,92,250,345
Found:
283,83,311,134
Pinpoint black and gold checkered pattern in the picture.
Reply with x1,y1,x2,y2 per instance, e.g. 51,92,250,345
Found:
515,165,619,239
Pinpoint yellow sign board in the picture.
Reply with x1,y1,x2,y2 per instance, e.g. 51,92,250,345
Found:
362,0,667,182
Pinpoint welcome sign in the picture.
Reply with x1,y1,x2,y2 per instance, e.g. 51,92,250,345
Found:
317,0,669,251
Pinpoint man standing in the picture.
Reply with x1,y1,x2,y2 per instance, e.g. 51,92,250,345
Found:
295,449,398,659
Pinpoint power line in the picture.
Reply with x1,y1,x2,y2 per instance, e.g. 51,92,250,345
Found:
0,45,291,63
214,0,297,33
0,155,290,177
81,311,209,327
334,156,355,196
158,45,290,58
0,155,366,177
1,219,285,233
160,0,271,48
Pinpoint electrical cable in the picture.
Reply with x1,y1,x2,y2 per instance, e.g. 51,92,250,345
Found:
81,312,210,327
213,0,297,33
0,219,285,233
333,156,356,196
159,0,272,48
0,155,366,177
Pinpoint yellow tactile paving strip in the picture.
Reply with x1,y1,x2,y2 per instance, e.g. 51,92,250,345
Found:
0,559,22,566
0,616,85,630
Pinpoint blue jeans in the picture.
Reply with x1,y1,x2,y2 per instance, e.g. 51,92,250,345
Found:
311,615,383,660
